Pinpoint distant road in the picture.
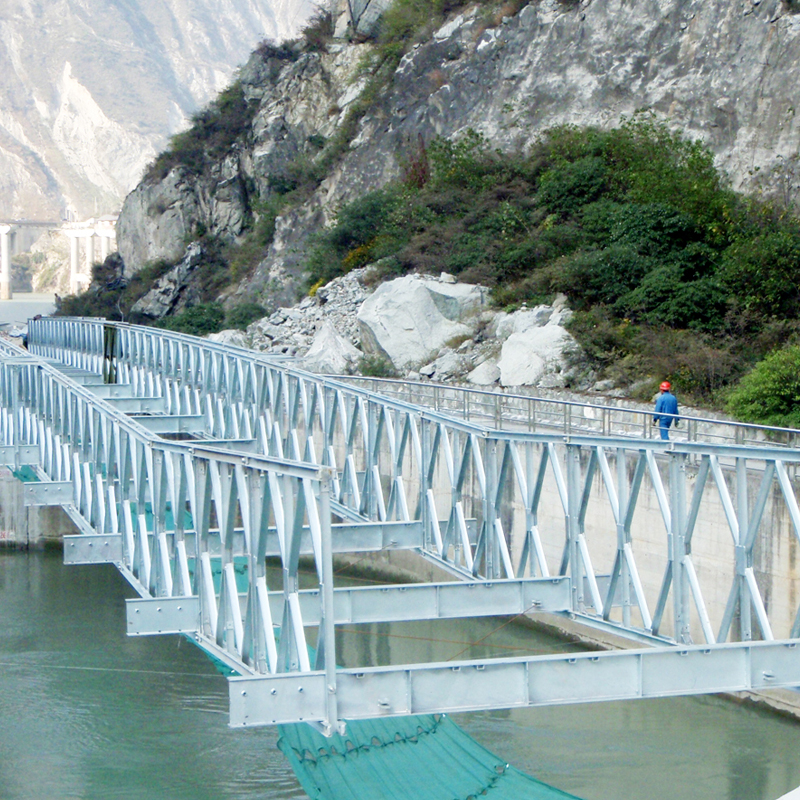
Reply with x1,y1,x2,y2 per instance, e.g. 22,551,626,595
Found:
0,293,56,330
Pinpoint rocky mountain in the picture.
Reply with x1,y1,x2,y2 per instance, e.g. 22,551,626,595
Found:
116,0,800,314
0,0,315,220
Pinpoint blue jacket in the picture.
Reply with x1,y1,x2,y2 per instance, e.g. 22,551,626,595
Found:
654,391,679,425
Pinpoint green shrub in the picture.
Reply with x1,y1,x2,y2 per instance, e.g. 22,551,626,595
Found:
537,156,607,218
358,354,399,378
225,303,267,330
616,266,728,331
720,228,800,318
726,346,800,427
305,188,402,286
146,81,257,181
55,258,176,322
254,40,298,62
552,245,653,308
157,303,226,336
301,8,334,52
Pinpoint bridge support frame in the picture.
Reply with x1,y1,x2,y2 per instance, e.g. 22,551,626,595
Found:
9,318,800,730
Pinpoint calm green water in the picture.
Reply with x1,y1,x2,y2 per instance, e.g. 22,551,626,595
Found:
2,550,800,800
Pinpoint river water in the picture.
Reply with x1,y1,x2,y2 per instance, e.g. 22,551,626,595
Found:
2,550,800,800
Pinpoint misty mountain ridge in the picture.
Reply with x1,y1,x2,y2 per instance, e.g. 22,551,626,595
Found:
0,0,315,220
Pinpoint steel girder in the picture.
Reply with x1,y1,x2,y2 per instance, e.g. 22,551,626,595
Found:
6,318,800,732
228,639,800,726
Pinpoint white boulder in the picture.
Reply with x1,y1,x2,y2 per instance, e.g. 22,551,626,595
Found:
300,320,362,375
498,324,576,387
467,360,500,385
494,306,554,339
358,275,488,369
206,329,248,348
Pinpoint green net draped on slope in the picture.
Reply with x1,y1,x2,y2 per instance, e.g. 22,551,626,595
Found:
277,714,580,800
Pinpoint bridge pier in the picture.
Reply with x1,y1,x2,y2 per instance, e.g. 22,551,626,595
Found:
65,229,93,295
0,467,77,548
95,219,116,263
0,224,11,300
62,220,116,295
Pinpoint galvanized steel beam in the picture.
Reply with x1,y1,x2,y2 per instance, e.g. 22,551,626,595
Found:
229,639,800,726
126,576,572,634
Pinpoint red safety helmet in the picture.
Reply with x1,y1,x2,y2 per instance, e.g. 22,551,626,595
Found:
660,381,671,392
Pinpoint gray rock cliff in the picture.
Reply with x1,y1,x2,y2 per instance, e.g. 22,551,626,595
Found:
116,0,800,307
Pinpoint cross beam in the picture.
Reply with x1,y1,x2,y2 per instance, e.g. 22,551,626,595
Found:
228,639,800,726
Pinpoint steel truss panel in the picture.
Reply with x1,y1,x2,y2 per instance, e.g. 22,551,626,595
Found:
84,384,135,399
126,576,571,634
229,639,800,726
64,533,123,564
127,596,200,634
189,520,424,556
306,576,572,624
64,521,424,565
23,481,73,505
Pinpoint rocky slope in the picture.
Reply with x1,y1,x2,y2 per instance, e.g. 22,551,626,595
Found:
116,0,800,311
0,0,315,220
211,268,583,392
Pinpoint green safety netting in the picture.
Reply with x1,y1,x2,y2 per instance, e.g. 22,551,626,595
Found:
12,465,39,483
277,714,580,800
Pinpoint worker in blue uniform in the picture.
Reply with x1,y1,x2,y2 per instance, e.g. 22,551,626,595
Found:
653,381,679,440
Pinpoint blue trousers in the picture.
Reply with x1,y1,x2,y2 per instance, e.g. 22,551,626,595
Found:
658,420,671,440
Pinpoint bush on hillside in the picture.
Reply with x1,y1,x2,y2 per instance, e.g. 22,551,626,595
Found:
301,8,334,52
157,303,226,336
726,346,800,427
225,302,266,330
55,258,176,323
299,115,800,403
145,81,256,181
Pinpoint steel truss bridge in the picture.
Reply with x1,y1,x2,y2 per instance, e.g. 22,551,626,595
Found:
3,317,800,738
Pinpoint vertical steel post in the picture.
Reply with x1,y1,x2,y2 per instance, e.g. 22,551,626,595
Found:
567,444,584,613
736,457,751,641
485,437,499,578
617,447,631,627
670,452,690,643
319,471,341,735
